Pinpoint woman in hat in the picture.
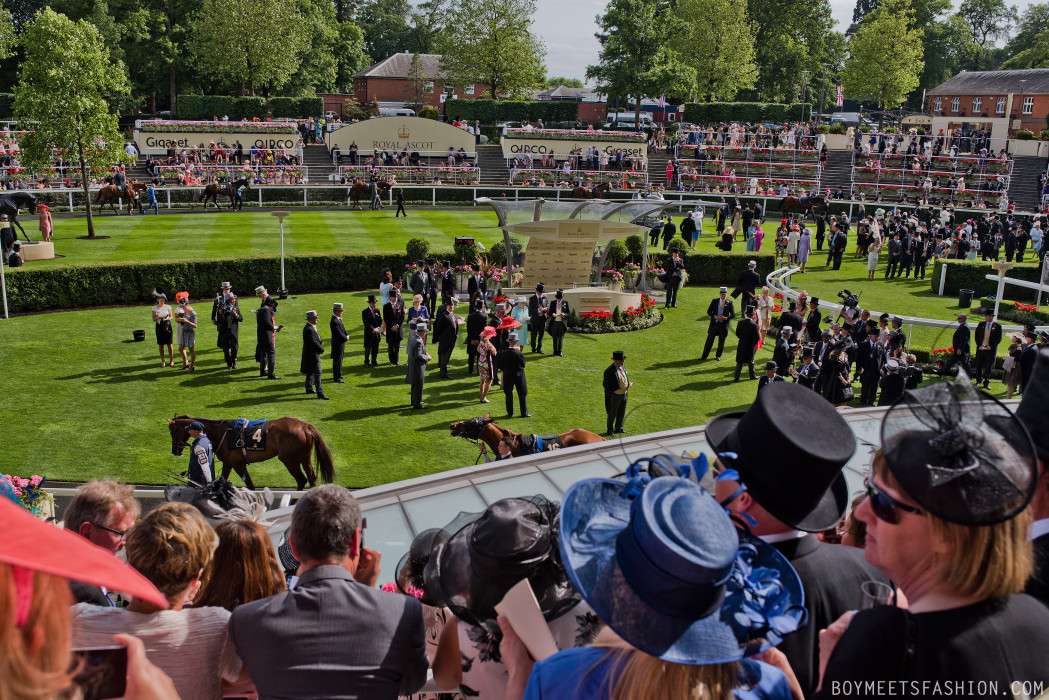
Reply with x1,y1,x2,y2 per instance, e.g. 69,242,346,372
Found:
176,296,198,371
151,292,175,368
823,345,852,406
478,326,497,403
407,293,430,333
1003,333,1023,398
755,286,775,345
36,203,51,242
498,462,805,700
511,297,530,349
72,502,252,699
815,380,1049,693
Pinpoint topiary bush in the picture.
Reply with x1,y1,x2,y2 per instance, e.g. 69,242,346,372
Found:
417,106,439,120
603,240,629,268
405,237,430,262
625,234,644,261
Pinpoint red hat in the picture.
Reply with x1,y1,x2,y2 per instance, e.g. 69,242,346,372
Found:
480,326,497,338
0,497,168,625
496,317,520,331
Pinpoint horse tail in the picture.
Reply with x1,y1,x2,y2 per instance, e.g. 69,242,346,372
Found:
94,188,104,205
309,423,335,484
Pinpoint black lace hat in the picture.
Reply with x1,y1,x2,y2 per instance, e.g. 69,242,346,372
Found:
881,380,1038,525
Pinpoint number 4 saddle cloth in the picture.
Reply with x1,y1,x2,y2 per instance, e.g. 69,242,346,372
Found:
518,433,563,455
228,418,268,451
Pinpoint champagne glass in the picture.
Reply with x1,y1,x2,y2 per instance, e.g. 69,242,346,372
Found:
858,580,894,610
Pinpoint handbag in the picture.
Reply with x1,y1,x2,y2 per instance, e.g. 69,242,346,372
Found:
842,386,855,402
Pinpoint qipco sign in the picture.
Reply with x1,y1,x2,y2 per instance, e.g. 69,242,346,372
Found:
502,138,645,159
135,131,298,155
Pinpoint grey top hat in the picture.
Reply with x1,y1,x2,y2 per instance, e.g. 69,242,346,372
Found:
417,323,429,333
508,332,519,343
255,285,267,295
332,303,343,311
221,281,232,289
306,310,318,320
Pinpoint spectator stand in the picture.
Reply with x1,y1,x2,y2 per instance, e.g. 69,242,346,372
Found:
851,146,1012,207
337,164,479,186
675,142,822,196
150,164,308,186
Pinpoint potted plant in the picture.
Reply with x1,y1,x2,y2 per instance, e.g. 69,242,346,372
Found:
620,261,642,290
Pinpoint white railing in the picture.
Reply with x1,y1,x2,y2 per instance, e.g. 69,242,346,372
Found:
336,165,480,185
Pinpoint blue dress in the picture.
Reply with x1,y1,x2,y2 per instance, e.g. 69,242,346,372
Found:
523,647,791,700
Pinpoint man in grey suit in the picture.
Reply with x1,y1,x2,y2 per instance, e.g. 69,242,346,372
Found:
228,485,428,699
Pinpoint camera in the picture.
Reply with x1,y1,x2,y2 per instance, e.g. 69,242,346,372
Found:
837,289,860,309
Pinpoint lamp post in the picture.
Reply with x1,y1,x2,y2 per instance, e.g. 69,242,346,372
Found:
271,210,290,299
818,64,829,123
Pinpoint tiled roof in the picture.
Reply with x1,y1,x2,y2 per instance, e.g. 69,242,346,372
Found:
353,53,445,80
928,69,1049,96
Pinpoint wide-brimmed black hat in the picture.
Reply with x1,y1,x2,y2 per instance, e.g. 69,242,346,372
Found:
882,379,1038,525
705,382,856,532
396,528,448,606
422,496,580,629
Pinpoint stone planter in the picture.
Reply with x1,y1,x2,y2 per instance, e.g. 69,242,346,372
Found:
1012,140,1048,157
647,275,665,290
605,282,623,292
823,134,850,151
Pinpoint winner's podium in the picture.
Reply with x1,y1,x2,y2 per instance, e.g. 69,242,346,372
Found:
18,241,56,261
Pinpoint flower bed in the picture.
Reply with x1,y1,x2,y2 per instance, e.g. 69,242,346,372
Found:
138,120,298,135
570,294,662,333
1,474,55,519
503,128,646,144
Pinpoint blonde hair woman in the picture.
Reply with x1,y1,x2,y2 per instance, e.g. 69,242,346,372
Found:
756,286,775,344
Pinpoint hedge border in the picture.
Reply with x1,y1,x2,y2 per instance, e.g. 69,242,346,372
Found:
176,95,322,120
930,259,1044,298
444,100,578,125
682,102,811,124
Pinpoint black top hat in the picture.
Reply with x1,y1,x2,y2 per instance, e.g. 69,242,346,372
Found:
426,257,435,265
1024,322,1037,333
536,282,545,292
442,260,451,268
810,298,819,305
706,383,856,532
670,247,680,254
367,294,377,303
1016,348,1049,462
422,496,580,629
788,301,797,311
764,360,778,371
471,264,480,272
555,289,564,299
882,380,1037,525
612,350,625,361
801,347,814,358
1041,331,1049,344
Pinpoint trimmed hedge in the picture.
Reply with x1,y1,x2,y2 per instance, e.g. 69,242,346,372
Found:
0,93,13,120
444,100,577,125
683,102,811,124
176,95,269,120
5,252,409,313
659,250,776,287
269,97,323,119
977,296,1049,325
930,259,1043,298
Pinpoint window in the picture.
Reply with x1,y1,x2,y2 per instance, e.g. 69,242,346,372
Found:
425,81,434,90
951,97,960,112
465,84,475,95
972,97,982,113
996,97,1006,114
444,84,454,94
1023,96,1034,115
667,113,675,122
934,97,942,112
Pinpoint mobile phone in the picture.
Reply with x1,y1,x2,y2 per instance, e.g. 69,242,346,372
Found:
71,646,127,700
361,516,367,548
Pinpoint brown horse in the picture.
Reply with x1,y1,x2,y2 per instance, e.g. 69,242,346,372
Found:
167,414,335,490
449,413,604,458
200,178,250,211
779,194,825,219
94,182,146,215
345,180,392,209
571,182,612,199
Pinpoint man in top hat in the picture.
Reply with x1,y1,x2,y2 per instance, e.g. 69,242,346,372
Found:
791,347,820,390
854,322,883,406
938,313,972,378
301,311,329,400
1020,331,1039,394
186,421,214,485
778,300,804,340
1017,348,1049,605
407,323,432,409
757,360,785,394
877,358,906,406
502,332,530,417
464,298,488,375
701,287,735,361
972,308,1003,390
409,261,430,310
425,259,439,317
805,297,822,343
7,240,22,267
548,290,570,357
528,283,548,353
664,248,685,309
361,295,382,366
383,288,406,366
440,260,455,306
215,288,243,370
774,326,796,376
434,297,460,379
734,306,760,381
211,281,232,325
467,264,487,308
330,303,349,383
255,289,281,380
602,350,632,436
730,260,761,309
707,383,888,695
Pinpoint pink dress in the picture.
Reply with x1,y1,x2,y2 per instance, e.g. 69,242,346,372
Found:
38,207,52,241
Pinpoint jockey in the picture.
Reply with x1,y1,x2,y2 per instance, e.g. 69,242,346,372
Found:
186,421,214,485
113,165,128,199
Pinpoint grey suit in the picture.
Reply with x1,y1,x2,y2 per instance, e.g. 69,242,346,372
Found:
228,565,428,700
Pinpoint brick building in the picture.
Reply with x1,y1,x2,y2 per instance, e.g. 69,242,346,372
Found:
532,85,607,123
348,52,489,113
927,68,1049,135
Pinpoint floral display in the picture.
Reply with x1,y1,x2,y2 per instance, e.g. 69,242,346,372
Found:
2,474,55,519
503,128,647,144
573,294,660,333
138,120,298,135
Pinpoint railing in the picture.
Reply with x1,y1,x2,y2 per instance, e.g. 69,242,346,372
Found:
152,164,308,184
849,150,1012,205
336,165,480,185
506,168,649,188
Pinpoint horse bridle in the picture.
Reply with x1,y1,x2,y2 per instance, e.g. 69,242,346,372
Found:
454,416,489,441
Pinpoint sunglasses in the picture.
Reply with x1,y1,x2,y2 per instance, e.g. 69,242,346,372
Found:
864,476,923,524
92,522,129,542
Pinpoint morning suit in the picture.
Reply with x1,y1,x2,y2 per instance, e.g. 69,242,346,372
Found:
885,238,902,278
255,303,277,378
228,565,428,700
361,304,382,365
795,361,820,390
939,321,972,378
330,314,349,382
528,292,548,352
408,334,429,407
300,322,325,395
877,372,905,406
548,299,570,356
602,363,629,434
465,308,488,374
756,373,786,394
772,337,793,376
855,337,882,406
426,266,439,316
1020,342,1038,393
730,268,761,306
734,317,760,381
972,319,1003,385
440,269,455,305
805,307,822,343
409,268,429,305
502,346,528,416
467,274,487,308
701,296,735,360
382,299,405,365
434,308,458,378
664,256,685,308
771,535,891,698
778,311,804,339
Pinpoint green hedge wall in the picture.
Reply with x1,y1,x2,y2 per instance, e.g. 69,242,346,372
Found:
444,100,577,125
929,259,1043,298
682,102,811,124
176,95,269,120
650,250,776,287
0,93,13,120
269,97,323,119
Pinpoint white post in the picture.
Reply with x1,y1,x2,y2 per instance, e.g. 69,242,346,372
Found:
938,261,948,296
258,189,262,207
271,211,290,296
1039,254,1048,308
68,191,74,212
432,188,436,206
990,261,1016,322
166,189,171,209
303,187,307,206
906,324,912,352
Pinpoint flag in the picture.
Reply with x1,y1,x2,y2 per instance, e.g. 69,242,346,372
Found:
658,94,666,109
922,88,927,107
836,85,844,107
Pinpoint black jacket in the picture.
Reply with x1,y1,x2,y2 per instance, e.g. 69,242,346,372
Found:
735,318,760,362
806,308,822,338
300,322,324,373
706,297,735,329
382,301,405,341
778,311,804,338
952,322,971,355
434,310,458,353
361,305,382,334
501,346,527,393
330,315,349,347
731,269,761,301
974,320,1002,350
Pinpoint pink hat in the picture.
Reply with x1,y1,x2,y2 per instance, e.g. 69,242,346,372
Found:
481,326,497,338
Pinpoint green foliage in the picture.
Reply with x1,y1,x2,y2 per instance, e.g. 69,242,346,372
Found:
625,235,645,261
546,77,584,88
0,8,14,61
978,297,1049,324
176,95,268,120
403,53,434,111
667,250,776,286
269,97,324,118
283,0,342,95
604,240,629,268
746,0,838,101
453,240,479,265
1016,129,1036,140
334,20,369,93
405,237,430,261
930,259,1043,297
0,93,13,119
841,0,924,113
567,307,580,328
671,0,757,101
359,0,414,62
488,235,524,266
5,252,409,313
438,0,546,99
443,99,576,124
682,102,811,123
417,106,440,120
612,306,624,325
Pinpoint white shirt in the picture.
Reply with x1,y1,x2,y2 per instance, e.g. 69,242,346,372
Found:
1029,518,1049,542
759,530,808,544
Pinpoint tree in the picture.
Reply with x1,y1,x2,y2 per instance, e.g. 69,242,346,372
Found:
14,8,130,239
840,0,923,122
359,0,414,61
407,0,448,54
671,0,757,102
0,8,14,59
283,0,341,95
333,21,369,92
849,0,879,33
190,0,308,95
546,76,584,88
745,0,837,101
403,52,433,110
439,0,546,99
587,0,681,120
958,0,1017,48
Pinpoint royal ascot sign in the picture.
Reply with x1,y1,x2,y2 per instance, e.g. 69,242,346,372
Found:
324,117,476,155
501,129,647,159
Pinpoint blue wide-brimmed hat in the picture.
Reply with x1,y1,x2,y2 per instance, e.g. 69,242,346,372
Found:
560,463,805,665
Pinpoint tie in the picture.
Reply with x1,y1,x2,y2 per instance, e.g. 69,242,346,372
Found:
718,300,723,316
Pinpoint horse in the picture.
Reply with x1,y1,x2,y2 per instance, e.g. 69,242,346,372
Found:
779,194,825,219
570,182,612,199
345,180,391,209
0,192,37,241
449,413,604,458
167,414,335,490
200,178,251,211
94,182,146,215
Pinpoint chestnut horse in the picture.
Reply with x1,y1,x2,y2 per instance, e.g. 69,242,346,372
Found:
167,414,335,490
449,413,604,458
345,179,391,209
570,182,612,199
95,182,147,215
779,194,825,219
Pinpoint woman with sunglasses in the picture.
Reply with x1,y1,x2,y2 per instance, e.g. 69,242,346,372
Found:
814,380,1049,694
